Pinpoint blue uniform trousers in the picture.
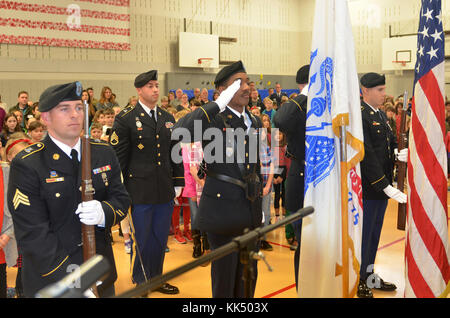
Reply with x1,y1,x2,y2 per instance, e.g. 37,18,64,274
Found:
292,218,302,289
129,202,174,284
359,199,388,281
207,232,258,298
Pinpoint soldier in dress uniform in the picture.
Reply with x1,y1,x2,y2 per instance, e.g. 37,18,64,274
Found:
7,82,130,298
174,61,263,298
110,70,184,295
357,72,407,298
273,65,309,290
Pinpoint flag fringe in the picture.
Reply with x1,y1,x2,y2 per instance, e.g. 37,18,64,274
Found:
438,280,450,298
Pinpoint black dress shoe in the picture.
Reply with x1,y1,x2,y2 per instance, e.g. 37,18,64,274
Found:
156,283,179,295
260,240,273,251
373,277,397,291
357,280,373,298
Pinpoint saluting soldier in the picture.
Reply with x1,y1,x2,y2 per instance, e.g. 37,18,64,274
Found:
357,72,407,298
110,70,184,295
175,61,263,298
273,65,309,289
7,82,130,298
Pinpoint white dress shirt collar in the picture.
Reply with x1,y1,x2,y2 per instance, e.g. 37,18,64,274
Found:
48,134,81,160
226,106,252,131
300,85,309,96
365,101,379,113
139,99,157,121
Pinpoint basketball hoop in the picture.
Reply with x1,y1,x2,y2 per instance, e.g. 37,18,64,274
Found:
392,60,407,76
198,58,214,72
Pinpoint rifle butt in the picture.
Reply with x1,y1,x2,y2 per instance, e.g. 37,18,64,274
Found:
397,203,406,231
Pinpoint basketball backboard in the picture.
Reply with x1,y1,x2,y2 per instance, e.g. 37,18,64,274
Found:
381,35,417,72
179,32,219,69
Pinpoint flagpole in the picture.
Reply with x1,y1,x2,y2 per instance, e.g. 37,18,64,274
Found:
339,121,349,298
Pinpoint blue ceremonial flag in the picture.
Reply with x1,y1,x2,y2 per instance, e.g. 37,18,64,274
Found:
299,0,364,298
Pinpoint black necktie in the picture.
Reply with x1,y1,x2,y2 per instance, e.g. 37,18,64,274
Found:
240,115,248,132
150,109,157,124
378,111,386,126
71,149,79,175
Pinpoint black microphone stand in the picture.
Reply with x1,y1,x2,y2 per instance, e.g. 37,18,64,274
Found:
116,206,314,298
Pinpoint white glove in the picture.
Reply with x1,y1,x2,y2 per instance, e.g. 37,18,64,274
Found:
83,288,97,298
75,200,105,227
395,148,408,163
383,185,407,204
215,79,241,112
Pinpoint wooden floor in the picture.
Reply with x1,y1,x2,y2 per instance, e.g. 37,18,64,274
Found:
6,194,450,298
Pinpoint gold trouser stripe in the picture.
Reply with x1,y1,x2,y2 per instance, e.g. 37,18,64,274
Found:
127,207,137,275
42,255,69,277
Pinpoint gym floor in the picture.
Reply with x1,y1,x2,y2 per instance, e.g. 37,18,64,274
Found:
6,195,450,298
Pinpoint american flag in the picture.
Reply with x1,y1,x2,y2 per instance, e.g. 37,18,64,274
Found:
406,0,450,298
0,0,130,50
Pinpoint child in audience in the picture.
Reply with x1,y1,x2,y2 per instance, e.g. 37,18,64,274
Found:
2,133,32,298
101,108,115,142
1,114,22,148
89,109,105,135
172,111,192,244
262,97,277,127
259,125,274,251
273,130,289,220
112,105,122,116
188,141,210,261
90,122,103,141
27,120,45,143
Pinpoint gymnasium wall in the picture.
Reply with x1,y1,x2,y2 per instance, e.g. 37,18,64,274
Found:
348,0,450,97
0,0,307,108
1,0,449,108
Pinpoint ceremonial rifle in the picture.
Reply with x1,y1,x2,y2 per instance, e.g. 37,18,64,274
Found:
396,91,408,231
81,100,99,296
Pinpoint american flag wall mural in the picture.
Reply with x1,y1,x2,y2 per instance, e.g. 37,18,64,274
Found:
0,0,130,50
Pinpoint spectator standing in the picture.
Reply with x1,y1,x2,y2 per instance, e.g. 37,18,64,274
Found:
97,86,119,110
86,87,99,110
270,83,288,107
1,114,22,147
262,97,277,127
189,88,201,103
81,90,96,125
259,127,274,251
176,93,190,111
27,121,45,144
9,91,33,128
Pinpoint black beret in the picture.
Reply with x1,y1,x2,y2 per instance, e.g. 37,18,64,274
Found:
360,72,385,88
134,70,158,88
38,82,83,112
214,61,246,88
296,65,310,84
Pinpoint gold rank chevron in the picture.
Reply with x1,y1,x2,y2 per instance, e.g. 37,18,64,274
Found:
13,189,30,210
